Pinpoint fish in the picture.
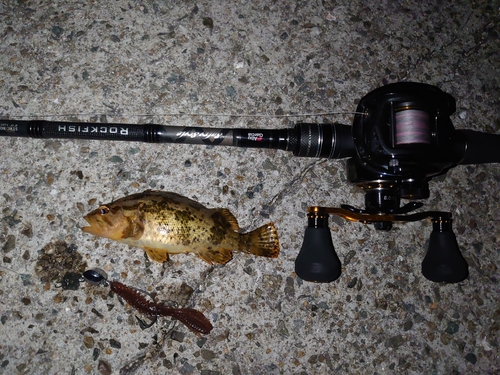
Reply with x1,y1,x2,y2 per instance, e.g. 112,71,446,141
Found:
81,190,280,264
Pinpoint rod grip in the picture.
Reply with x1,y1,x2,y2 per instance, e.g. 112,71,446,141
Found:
292,123,355,158
458,129,500,164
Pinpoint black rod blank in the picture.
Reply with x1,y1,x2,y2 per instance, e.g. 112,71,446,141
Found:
0,119,355,159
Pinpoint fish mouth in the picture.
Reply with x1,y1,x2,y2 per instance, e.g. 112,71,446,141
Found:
81,215,100,235
81,224,99,235
81,225,94,234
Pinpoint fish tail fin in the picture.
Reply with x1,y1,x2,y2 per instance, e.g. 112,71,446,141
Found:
240,222,280,258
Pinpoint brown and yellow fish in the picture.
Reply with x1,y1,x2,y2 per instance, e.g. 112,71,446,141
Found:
82,190,280,264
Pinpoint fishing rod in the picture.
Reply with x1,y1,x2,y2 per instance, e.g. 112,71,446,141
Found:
2,82,499,283
0,111,355,159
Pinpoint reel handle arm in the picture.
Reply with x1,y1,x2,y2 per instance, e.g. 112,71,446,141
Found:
309,206,452,224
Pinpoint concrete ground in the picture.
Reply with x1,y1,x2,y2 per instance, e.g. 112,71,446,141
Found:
0,1,499,374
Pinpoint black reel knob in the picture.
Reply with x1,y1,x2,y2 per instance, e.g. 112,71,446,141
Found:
295,212,342,283
421,218,469,283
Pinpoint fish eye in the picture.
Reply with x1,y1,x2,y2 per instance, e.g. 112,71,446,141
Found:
99,206,110,215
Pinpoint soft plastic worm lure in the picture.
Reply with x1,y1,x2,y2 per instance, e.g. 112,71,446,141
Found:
82,269,213,335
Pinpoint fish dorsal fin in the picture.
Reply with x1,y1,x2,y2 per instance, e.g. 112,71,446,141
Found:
144,247,169,263
212,209,239,232
160,191,208,210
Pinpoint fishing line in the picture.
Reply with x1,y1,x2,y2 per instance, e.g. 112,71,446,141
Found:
0,264,20,274
6,111,366,119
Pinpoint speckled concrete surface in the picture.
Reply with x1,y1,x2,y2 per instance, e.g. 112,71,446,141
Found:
1,1,499,374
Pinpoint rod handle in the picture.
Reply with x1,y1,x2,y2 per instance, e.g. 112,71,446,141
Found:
458,129,500,164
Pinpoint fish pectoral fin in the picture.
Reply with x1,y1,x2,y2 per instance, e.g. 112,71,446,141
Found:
197,247,233,265
130,221,145,240
144,247,169,263
121,220,144,240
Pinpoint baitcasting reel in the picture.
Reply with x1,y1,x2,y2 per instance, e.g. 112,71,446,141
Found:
295,83,499,283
